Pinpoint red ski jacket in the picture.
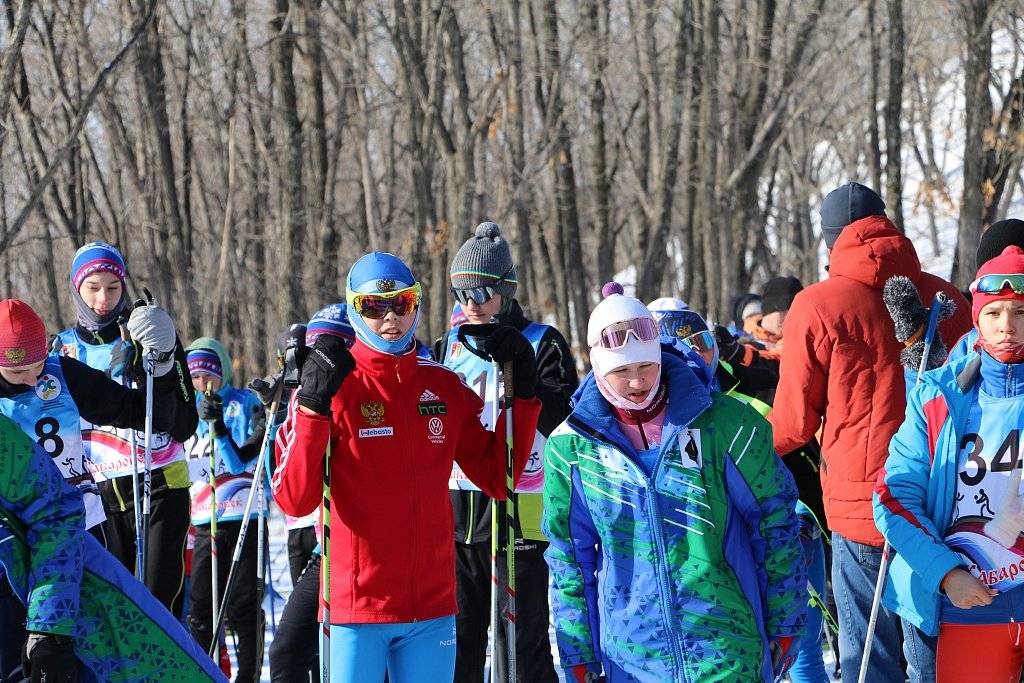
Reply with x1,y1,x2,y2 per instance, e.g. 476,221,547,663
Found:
770,215,971,546
272,340,540,624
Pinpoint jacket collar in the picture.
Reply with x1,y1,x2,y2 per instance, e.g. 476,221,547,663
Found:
74,319,121,345
978,350,1024,398
569,350,712,459
494,298,529,330
351,338,419,379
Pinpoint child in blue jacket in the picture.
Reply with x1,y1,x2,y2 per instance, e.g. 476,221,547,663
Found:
875,245,1024,682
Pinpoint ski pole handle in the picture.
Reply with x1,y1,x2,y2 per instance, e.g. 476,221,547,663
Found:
456,324,499,361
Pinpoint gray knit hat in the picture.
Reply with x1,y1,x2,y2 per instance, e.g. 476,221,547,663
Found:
450,222,518,297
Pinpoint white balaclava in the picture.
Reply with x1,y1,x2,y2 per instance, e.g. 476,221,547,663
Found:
588,283,663,410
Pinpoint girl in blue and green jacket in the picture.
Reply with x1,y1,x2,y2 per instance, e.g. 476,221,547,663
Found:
543,283,806,683
0,412,224,682
874,245,1024,682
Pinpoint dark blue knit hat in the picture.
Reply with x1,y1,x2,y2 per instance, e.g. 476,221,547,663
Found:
819,182,886,248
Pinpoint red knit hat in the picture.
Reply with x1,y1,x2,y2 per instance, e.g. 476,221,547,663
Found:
972,245,1024,322
0,300,48,368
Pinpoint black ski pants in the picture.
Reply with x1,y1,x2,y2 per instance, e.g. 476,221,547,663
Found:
286,527,318,586
0,578,27,683
269,554,320,683
189,519,262,683
454,539,557,683
97,470,190,618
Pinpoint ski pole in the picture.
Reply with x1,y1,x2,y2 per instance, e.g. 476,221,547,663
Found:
141,350,155,582
208,384,283,659
490,362,501,683
206,382,221,667
455,323,509,682
321,441,332,683
117,316,144,582
501,359,517,683
254,449,268,679
858,292,946,683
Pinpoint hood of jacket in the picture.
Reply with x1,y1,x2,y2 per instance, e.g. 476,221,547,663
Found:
829,215,923,289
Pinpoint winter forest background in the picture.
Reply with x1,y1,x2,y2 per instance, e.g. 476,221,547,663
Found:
0,0,1020,378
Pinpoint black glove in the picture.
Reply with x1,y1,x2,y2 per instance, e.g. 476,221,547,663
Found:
713,325,742,363
198,393,228,437
297,335,355,415
249,372,283,407
478,325,537,399
22,633,78,683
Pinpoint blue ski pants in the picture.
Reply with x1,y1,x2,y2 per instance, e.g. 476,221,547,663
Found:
326,615,456,683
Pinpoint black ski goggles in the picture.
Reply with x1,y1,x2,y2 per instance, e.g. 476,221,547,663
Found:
452,285,499,306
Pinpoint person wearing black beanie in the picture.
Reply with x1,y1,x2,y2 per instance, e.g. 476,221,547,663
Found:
819,182,887,249
976,218,1024,272
760,276,804,341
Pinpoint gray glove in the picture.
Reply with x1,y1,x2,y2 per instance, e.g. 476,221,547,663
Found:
125,305,177,377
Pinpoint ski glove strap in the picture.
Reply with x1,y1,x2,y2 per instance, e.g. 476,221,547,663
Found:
23,633,78,683
297,335,354,415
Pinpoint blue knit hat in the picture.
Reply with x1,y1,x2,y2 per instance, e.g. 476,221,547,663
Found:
186,348,222,380
306,303,355,347
71,241,127,289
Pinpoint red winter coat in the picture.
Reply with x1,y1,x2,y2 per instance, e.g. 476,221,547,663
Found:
770,216,971,546
272,341,540,624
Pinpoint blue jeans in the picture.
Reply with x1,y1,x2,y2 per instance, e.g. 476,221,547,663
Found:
789,529,829,683
832,533,936,683
327,615,456,683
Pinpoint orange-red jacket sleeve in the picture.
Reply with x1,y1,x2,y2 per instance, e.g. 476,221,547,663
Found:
770,293,832,455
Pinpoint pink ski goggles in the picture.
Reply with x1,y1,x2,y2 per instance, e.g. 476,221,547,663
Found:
595,317,660,349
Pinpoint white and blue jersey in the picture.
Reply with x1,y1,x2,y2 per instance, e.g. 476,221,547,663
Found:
0,355,105,528
443,322,547,493
185,386,265,525
55,328,187,481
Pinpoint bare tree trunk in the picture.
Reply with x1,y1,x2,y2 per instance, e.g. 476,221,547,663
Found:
585,0,613,287
956,0,993,285
270,0,307,328
0,0,33,156
867,0,883,193
884,0,904,231
636,0,689,303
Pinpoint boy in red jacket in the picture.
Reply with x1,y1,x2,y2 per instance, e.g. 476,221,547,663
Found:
272,252,540,683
